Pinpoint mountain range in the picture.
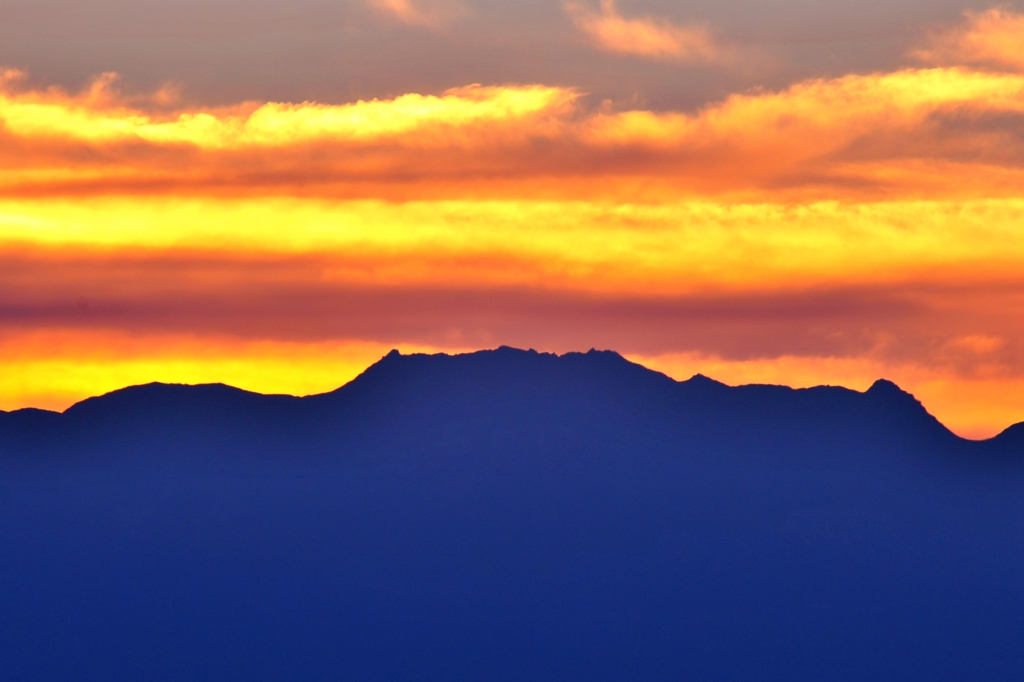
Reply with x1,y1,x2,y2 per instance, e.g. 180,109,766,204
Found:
2,347,1023,680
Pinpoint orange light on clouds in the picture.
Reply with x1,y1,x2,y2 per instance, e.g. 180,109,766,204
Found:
370,0,467,28
564,0,723,62
3,64,1024,201
915,8,1024,71
0,79,575,149
3,9,1024,438
2,197,1023,292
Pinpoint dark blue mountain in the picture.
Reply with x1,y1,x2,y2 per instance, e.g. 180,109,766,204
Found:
1,347,1023,681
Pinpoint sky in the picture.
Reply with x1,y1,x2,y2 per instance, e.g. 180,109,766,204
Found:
1,0,1024,438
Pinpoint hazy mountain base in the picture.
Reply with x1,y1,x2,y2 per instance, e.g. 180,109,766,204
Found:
1,348,1023,681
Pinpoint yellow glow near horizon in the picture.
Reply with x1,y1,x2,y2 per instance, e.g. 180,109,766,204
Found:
1,329,1019,440
0,331,462,413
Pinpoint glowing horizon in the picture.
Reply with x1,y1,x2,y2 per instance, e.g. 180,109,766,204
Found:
3,341,1018,442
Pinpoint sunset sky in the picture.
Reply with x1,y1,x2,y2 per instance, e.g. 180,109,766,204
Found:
2,0,1024,437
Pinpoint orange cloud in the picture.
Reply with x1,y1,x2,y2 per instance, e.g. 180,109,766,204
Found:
914,7,1024,71
578,67,1024,199
564,0,721,62
370,0,467,28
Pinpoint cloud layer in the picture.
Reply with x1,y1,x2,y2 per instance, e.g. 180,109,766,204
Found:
2,64,1024,202
4,7,1024,437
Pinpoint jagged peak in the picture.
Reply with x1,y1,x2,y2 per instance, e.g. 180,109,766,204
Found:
864,378,929,410
377,346,629,365
866,378,906,395
683,373,729,388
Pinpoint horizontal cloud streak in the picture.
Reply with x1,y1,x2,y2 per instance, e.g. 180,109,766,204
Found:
2,198,1024,292
2,66,1024,200
1,244,1022,371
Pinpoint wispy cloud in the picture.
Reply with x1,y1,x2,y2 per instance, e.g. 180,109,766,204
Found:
913,7,1024,71
370,0,467,29
564,0,722,62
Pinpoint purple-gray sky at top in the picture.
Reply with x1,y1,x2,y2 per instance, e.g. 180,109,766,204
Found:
0,0,1004,108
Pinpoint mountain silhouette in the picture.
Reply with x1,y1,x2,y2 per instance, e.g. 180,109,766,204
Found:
1,347,1023,681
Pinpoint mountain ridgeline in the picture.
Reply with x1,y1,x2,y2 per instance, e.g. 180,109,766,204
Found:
2,347,1024,681
2,346,1020,460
